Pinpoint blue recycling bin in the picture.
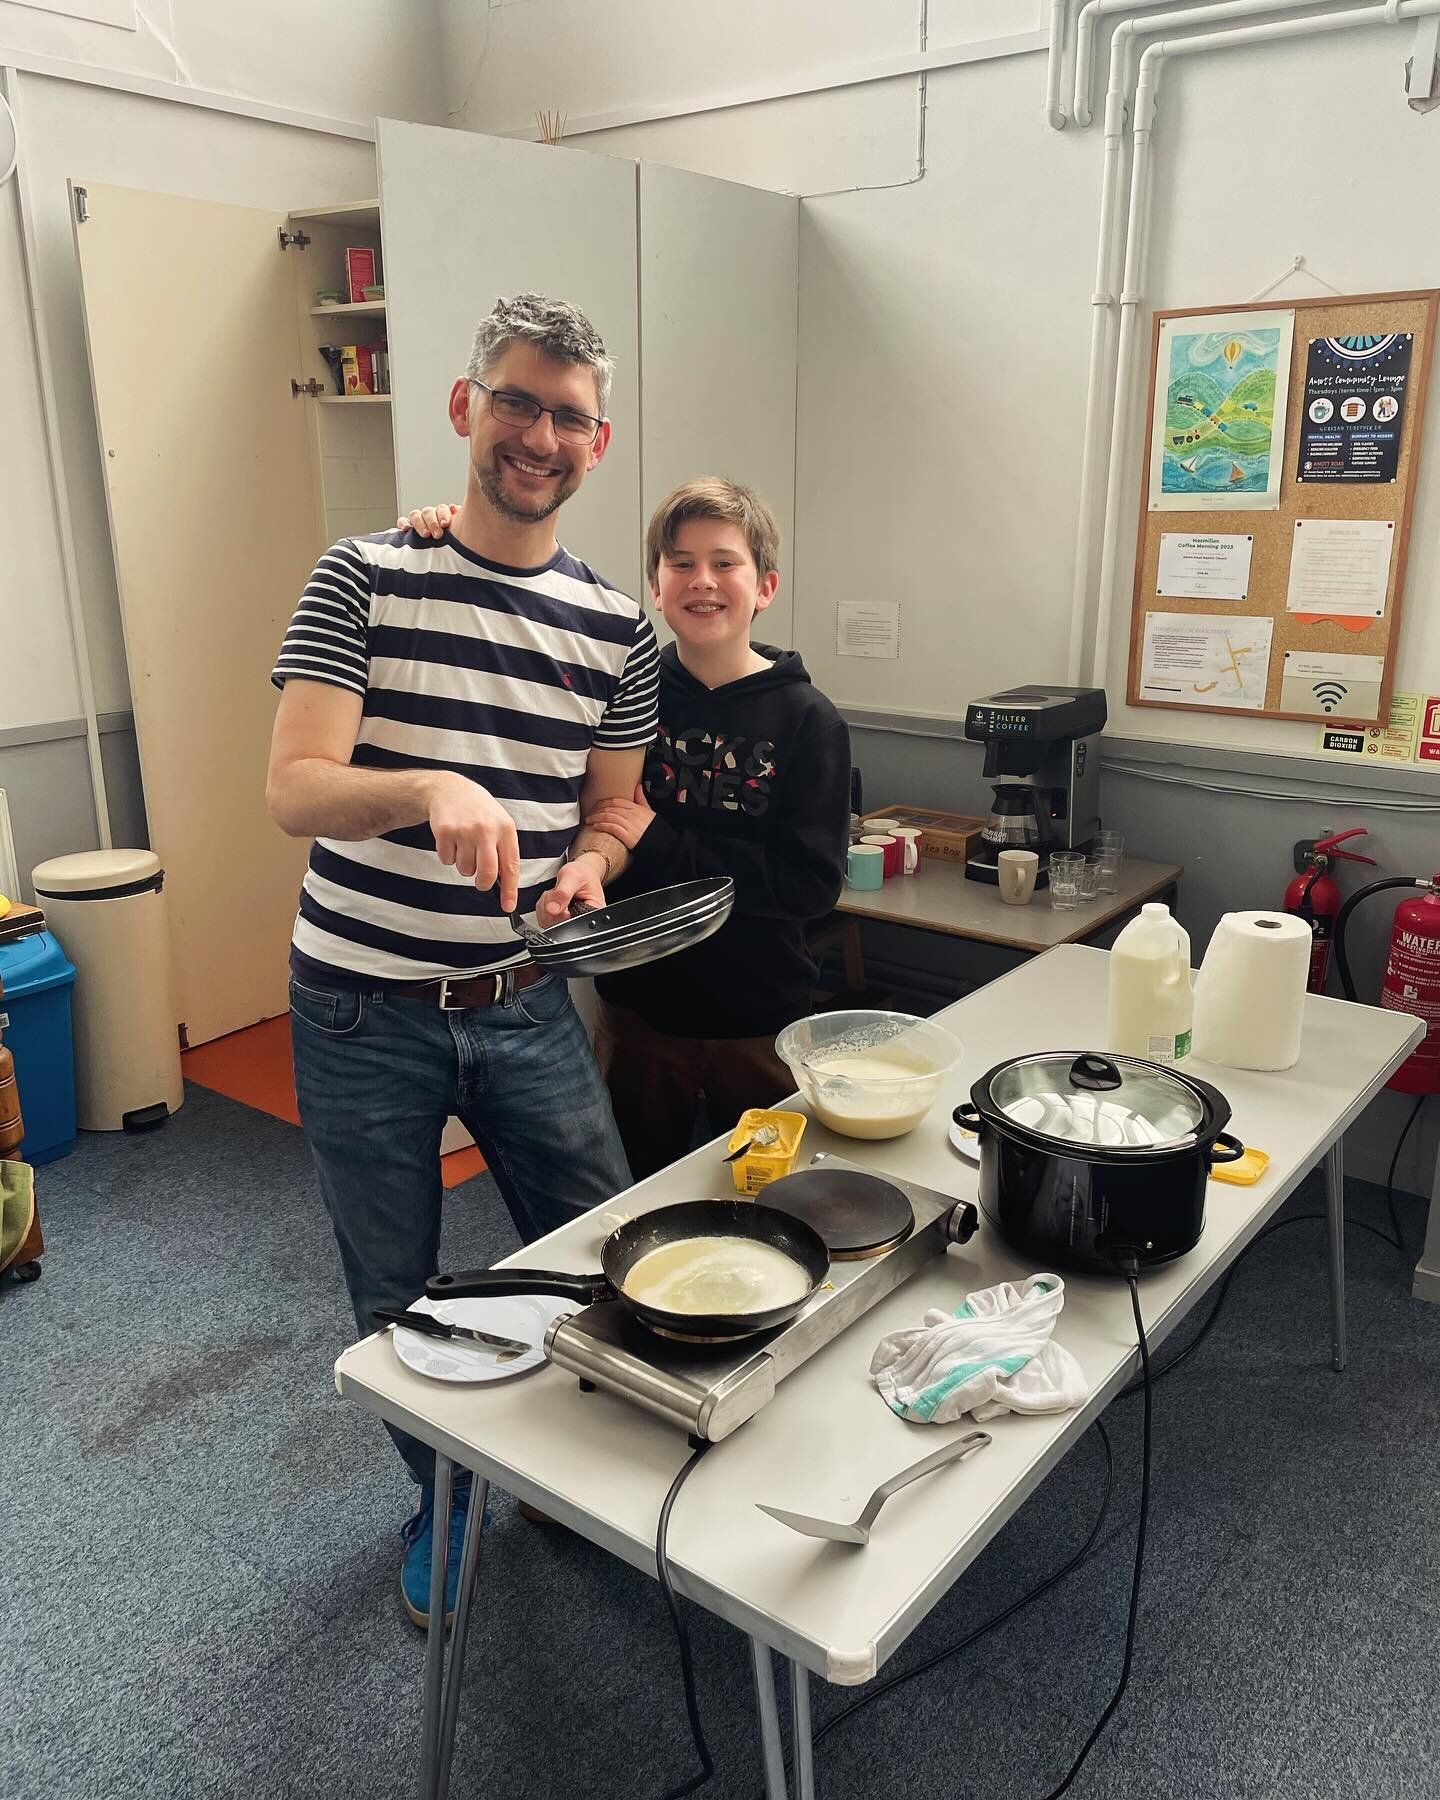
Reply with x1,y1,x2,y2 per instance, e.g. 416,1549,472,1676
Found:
0,930,77,1165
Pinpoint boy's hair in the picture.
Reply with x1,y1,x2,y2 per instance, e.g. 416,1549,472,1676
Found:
645,477,782,587
464,293,613,417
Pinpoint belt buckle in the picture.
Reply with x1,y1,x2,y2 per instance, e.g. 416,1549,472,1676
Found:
437,975,466,1012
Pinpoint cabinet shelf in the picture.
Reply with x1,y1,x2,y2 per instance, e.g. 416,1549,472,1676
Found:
289,199,381,231
310,300,386,318
317,394,392,405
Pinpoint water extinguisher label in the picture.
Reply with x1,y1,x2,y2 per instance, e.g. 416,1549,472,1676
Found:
1380,929,1440,1057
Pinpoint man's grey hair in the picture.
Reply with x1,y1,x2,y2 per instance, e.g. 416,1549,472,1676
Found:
464,292,614,418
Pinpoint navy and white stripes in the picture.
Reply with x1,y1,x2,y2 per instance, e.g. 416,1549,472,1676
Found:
272,529,658,984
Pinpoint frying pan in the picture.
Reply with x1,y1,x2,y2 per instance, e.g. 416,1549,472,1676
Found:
427,1198,829,1341
510,878,734,980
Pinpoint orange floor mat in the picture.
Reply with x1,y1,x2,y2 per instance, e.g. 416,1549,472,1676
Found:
182,1016,486,1188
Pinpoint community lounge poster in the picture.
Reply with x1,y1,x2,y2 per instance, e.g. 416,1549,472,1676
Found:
1296,332,1413,483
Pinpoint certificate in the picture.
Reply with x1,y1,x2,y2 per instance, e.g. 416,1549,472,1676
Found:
1286,518,1394,618
1156,532,1254,601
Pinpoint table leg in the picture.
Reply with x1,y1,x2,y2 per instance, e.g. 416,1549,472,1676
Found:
1326,1136,1346,1372
789,1659,816,1800
419,1454,454,1800
749,1638,788,1800
436,1477,489,1800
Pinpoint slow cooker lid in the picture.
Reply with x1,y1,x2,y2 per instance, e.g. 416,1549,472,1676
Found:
987,1052,1205,1150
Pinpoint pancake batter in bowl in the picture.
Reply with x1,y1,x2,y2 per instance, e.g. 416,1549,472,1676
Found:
622,1237,810,1315
803,1050,939,1138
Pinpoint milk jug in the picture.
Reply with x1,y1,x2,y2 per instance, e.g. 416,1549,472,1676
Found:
1107,903,1192,1063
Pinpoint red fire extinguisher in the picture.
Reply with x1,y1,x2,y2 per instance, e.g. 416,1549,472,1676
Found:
1335,873,1440,1096
1284,828,1376,993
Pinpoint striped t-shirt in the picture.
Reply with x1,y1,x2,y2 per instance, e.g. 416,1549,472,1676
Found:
271,529,659,985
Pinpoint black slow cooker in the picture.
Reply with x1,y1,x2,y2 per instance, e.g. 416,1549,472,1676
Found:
954,1051,1245,1275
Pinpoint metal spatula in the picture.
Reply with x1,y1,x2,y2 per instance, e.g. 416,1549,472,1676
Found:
757,1430,992,1545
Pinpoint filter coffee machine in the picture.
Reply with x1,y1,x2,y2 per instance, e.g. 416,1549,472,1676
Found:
963,685,1107,884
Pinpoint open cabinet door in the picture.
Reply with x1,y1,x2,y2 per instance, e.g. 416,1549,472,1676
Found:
72,181,319,1046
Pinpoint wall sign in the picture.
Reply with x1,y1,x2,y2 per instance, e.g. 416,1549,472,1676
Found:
1296,333,1413,484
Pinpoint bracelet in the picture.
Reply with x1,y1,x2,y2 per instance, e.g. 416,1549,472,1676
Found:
566,845,614,883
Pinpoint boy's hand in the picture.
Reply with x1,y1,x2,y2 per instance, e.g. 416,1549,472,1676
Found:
584,784,655,851
537,852,606,926
397,503,460,538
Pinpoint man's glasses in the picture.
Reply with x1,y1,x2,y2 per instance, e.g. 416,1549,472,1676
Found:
470,379,603,445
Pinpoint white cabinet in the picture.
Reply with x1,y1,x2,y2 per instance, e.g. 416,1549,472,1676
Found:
71,126,799,1045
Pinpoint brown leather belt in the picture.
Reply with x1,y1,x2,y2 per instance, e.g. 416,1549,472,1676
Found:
383,961,549,1011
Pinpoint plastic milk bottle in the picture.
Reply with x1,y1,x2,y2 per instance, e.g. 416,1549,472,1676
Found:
1107,903,1193,1064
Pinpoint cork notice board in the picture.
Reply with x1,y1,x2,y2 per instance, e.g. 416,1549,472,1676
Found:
1126,291,1438,727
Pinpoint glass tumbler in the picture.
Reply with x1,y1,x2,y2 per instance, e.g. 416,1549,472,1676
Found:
1095,830,1124,894
1049,851,1084,911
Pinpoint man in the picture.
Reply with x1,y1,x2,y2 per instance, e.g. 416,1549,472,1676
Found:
266,294,656,1626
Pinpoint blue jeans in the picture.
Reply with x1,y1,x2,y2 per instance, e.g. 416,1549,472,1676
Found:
289,969,632,1484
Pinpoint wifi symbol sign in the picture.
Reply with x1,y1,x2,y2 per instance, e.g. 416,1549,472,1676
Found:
1312,681,1349,713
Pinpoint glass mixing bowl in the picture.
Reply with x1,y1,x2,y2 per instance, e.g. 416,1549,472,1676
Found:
774,1010,964,1141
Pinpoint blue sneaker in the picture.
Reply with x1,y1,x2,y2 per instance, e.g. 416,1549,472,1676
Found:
400,1482,476,1629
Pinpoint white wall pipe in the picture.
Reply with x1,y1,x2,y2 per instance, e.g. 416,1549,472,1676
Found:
1087,0,1440,691
1064,64,1131,677
1070,0,1326,123
1,66,112,850
1068,0,1356,682
1047,0,1075,125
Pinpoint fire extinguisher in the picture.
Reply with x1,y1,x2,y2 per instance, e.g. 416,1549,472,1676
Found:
1334,873,1440,1096
1284,828,1377,993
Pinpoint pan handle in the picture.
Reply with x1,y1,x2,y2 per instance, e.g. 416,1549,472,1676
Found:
426,1268,609,1305
1207,1132,1247,1166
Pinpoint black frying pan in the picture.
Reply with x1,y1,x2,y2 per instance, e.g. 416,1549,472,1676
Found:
426,1199,829,1341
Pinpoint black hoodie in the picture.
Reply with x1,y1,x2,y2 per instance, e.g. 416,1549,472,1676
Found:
595,642,850,1038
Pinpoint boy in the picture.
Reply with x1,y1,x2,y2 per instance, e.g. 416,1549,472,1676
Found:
402,477,850,1179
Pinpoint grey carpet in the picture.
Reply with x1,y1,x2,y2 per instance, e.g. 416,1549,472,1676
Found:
2,1083,1437,1800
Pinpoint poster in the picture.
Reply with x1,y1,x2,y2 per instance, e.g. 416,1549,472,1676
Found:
1139,612,1274,710
836,600,900,659
1286,518,1394,619
1156,532,1254,601
1280,650,1385,720
1316,690,1421,761
1148,309,1294,512
1296,332,1413,483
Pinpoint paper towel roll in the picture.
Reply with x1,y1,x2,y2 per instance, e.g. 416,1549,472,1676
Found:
1192,910,1312,1071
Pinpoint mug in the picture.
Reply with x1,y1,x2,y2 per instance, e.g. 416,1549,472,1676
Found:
861,834,901,879
893,827,923,875
846,843,885,890
997,849,1039,905
863,817,900,835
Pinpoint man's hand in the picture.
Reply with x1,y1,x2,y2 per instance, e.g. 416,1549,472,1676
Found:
584,784,656,851
537,851,607,927
397,503,460,539
429,773,521,914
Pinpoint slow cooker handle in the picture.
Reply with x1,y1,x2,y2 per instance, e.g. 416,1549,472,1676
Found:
1208,1132,1246,1165
1068,1054,1123,1092
953,1103,983,1132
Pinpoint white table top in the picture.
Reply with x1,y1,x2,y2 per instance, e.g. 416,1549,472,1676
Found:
835,856,1183,950
334,946,1419,1685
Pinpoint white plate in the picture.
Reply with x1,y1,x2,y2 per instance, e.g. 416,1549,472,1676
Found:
948,1118,981,1164
388,1293,573,1385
